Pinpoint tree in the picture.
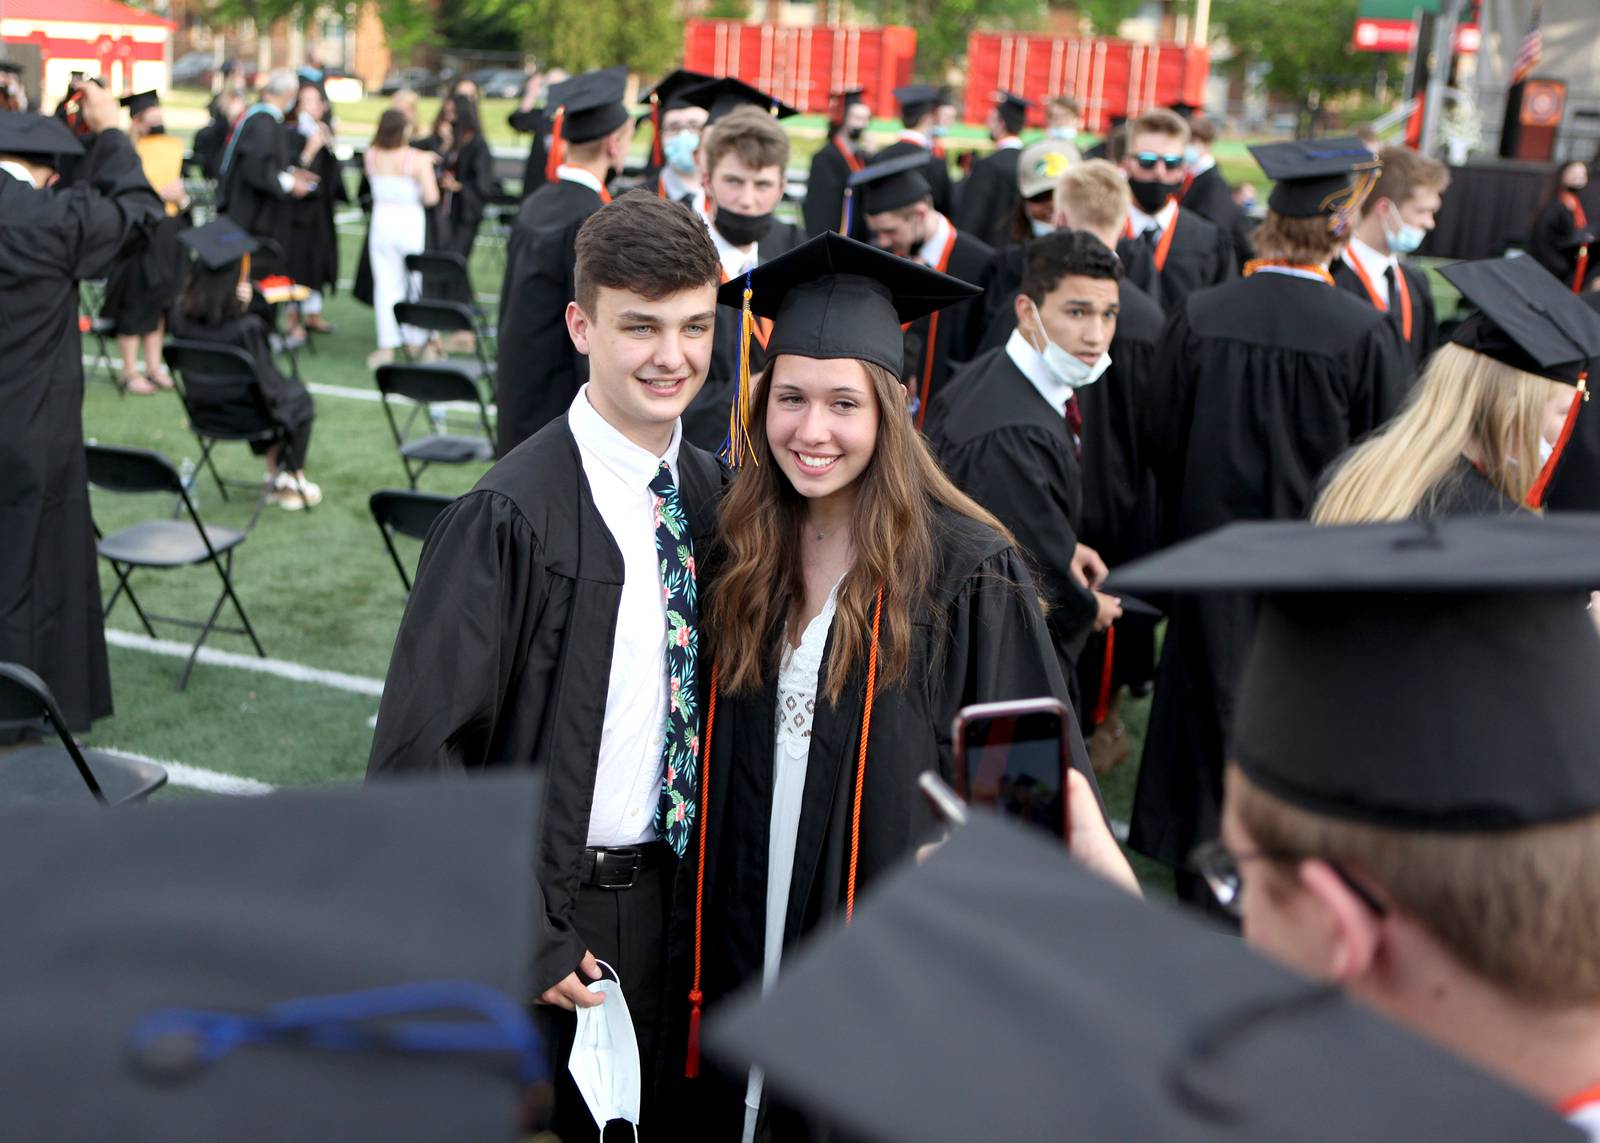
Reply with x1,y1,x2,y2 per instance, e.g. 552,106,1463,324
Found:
861,0,1043,81
1211,0,1376,102
199,0,440,57
1071,0,1143,35
458,0,680,75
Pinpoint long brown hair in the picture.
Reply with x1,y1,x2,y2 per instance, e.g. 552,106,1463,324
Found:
707,359,1011,702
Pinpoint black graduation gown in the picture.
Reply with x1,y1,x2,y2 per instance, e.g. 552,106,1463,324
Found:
494,178,605,454
1130,273,1408,873
905,228,993,421
0,129,160,731
1544,293,1600,512
167,309,316,466
683,221,808,453
668,507,1096,1137
1527,197,1589,290
506,106,548,198
1180,164,1253,269
101,210,186,337
924,349,1099,695
953,145,1021,249
1331,254,1439,377
1423,458,1523,517
871,138,952,216
367,417,722,996
217,108,294,274
284,125,342,294
1115,205,1236,313
192,107,231,180
802,137,872,242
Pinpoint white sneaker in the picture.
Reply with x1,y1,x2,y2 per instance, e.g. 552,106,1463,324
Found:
270,471,322,510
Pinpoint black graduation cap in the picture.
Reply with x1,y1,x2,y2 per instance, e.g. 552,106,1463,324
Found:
708,812,1580,1142
544,65,630,143
892,83,940,122
1248,135,1381,226
832,85,867,108
1442,255,1600,384
178,217,260,270
119,89,159,116
992,89,1034,122
847,151,932,215
640,68,713,113
0,59,22,76
1169,99,1202,119
1107,514,1600,830
0,110,84,159
680,75,798,124
0,774,549,1141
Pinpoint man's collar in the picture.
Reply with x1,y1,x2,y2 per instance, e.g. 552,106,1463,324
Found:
568,383,682,488
916,210,954,267
1346,233,1397,281
995,135,1022,151
556,164,605,195
1005,329,1072,415
899,128,929,147
0,160,39,188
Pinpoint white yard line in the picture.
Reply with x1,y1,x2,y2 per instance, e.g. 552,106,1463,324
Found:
97,746,277,796
104,628,385,698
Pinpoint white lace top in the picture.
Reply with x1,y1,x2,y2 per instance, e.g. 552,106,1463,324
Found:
743,582,840,1141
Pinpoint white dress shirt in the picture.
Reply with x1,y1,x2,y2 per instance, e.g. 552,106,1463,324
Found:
555,164,605,195
915,210,956,268
995,135,1023,151
1006,328,1074,416
710,219,759,283
1127,197,1179,240
0,160,38,187
567,385,679,847
1344,234,1401,310
660,164,703,209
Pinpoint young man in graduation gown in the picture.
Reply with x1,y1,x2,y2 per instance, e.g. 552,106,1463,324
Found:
1130,138,1409,905
506,68,554,200
801,87,873,241
1116,108,1235,312
1176,114,1253,270
636,69,711,209
0,90,161,737
368,193,724,1141
681,103,805,452
495,67,633,454
216,70,315,276
924,229,1123,711
853,154,994,426
954,90,1032,249
871,84,953,217
1331,145,1449,377
1113,516,1600,1138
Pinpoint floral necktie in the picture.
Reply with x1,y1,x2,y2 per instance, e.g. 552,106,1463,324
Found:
650,462,699,856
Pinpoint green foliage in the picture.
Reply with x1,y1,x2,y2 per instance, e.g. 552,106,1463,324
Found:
861,0,1044,81
1071,0,1143,35
456,0,680,75
703,0,753,17
1212,0,1376,100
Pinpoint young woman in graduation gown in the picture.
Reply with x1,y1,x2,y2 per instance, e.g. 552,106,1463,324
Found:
666,234,1115,1141
428,94,495,306
1314,257,1598,523
1527,161,1594,294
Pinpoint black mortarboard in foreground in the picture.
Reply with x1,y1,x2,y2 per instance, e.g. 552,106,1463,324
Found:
178,217,259,269
1443,255,1600,384
0,110,83,159
848,151,933,214
640,68,713,113
119,89,159,116
545,65,630,143
892,83,940,122
709,813,1579,1142
717,231,981,379
1249,136,1380,225
1107,515,1600,830
681,75,798,123
0,775,547,1141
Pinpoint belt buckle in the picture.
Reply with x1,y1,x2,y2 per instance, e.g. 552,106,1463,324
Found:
594,848,641,890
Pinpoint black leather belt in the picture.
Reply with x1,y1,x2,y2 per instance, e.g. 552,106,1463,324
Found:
581,842,670,890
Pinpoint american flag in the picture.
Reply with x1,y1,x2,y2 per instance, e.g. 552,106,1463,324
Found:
1511,0,1543,86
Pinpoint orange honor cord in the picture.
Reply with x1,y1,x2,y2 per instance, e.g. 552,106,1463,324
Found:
835,135,865,174
1564,192,1590,294
1123,203,1178,272
912,224,960,429
1526,375,1589,508
1244,260,1335,286
685,660,719,1079
1342,252,1414,341
1092,625,1117,727
543,106,566,183
845,587,885,925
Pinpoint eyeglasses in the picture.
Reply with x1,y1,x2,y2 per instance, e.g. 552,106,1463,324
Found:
1188,840,1389,919
1133,151,1185,171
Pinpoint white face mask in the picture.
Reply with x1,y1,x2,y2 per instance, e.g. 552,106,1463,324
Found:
1026,299,1112,392
1381,204,1426,255
1540,435,1556,469
567,961,641,1139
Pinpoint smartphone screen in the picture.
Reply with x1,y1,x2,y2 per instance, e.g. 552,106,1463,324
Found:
952,700,1071,841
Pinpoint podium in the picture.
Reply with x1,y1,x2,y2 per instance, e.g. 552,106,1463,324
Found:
1500,79,1567,162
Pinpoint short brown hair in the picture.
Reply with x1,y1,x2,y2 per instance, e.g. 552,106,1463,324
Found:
1367,145,1450,215
1188,115,1218,146
1252,210,1341,264
702,106,790,177
573,190,720,315
1048,95,1080,118
1055,159,1131,233
1127,108,1189,146
1229,765,1600,1005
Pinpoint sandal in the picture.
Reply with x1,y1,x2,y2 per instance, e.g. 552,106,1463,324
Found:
146,368,175,391
122,371,158,395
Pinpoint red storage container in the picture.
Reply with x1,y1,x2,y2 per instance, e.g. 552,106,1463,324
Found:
683,19,917,118
964,31,1209,132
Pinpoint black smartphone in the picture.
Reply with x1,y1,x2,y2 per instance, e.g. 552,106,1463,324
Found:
950,698,1072,843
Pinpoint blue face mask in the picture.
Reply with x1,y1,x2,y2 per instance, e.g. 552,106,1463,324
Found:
930,123,949,138
1029,217,1054,238
1183,145,1199,167
664,131,700,175
1382,204,1426,255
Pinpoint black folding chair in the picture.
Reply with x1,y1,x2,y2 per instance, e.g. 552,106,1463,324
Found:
405,251,496,353
86,442,267,691
163,339,313,519
78,279,121,389
375,363,497,488
393,299,496,390
0,662,167,806
369,489,455,597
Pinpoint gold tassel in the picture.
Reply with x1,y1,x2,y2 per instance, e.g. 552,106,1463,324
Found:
720,281,761,469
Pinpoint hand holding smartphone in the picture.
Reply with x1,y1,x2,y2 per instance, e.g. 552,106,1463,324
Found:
949,698,1074,845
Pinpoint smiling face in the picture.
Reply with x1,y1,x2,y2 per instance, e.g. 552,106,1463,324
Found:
766,355,881,508
1017,273,1120,361
566,284,718,452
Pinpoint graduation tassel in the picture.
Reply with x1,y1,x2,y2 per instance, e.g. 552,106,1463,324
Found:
543,105,566,183
650,93,663,169
718,270,760,469
1526,374,1588,508
839,186,853,235
685,661,719,1079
